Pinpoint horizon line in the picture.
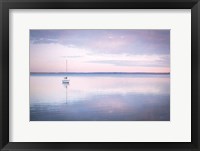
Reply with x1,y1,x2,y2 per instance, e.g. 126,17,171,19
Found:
30,72,170,74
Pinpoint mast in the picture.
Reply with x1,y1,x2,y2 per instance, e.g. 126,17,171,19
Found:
66,60,67,73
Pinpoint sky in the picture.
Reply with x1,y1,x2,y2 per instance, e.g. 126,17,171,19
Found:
30,29,170,73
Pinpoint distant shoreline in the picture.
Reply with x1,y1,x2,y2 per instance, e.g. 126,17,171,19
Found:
30,72,170,74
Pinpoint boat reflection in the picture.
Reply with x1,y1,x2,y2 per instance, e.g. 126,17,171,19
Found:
62,82,69,103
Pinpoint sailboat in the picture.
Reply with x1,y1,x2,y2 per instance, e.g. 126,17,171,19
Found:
62,60,70,84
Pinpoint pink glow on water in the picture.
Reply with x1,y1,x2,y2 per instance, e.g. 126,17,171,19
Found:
30,74,170,104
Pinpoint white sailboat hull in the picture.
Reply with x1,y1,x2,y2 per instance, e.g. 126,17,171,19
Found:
62,79,70,83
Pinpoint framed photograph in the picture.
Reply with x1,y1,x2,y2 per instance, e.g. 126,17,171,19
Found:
30,29,170,121
0,0,199,150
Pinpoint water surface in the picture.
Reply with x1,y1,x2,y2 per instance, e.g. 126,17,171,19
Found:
30,73,170,121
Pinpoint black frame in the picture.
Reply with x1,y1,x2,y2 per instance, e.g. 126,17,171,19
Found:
0,0,199,150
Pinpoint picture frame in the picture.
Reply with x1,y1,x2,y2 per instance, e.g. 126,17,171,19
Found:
0,0,199,150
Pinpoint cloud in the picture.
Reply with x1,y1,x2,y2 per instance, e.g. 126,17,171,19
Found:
61,55,82,58
87,55,170,67
30,29,170,55
31,38,59,44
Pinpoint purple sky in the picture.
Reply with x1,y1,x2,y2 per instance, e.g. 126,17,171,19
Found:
30,29,170,73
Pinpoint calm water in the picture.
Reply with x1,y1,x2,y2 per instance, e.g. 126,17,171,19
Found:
30,73,170,121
